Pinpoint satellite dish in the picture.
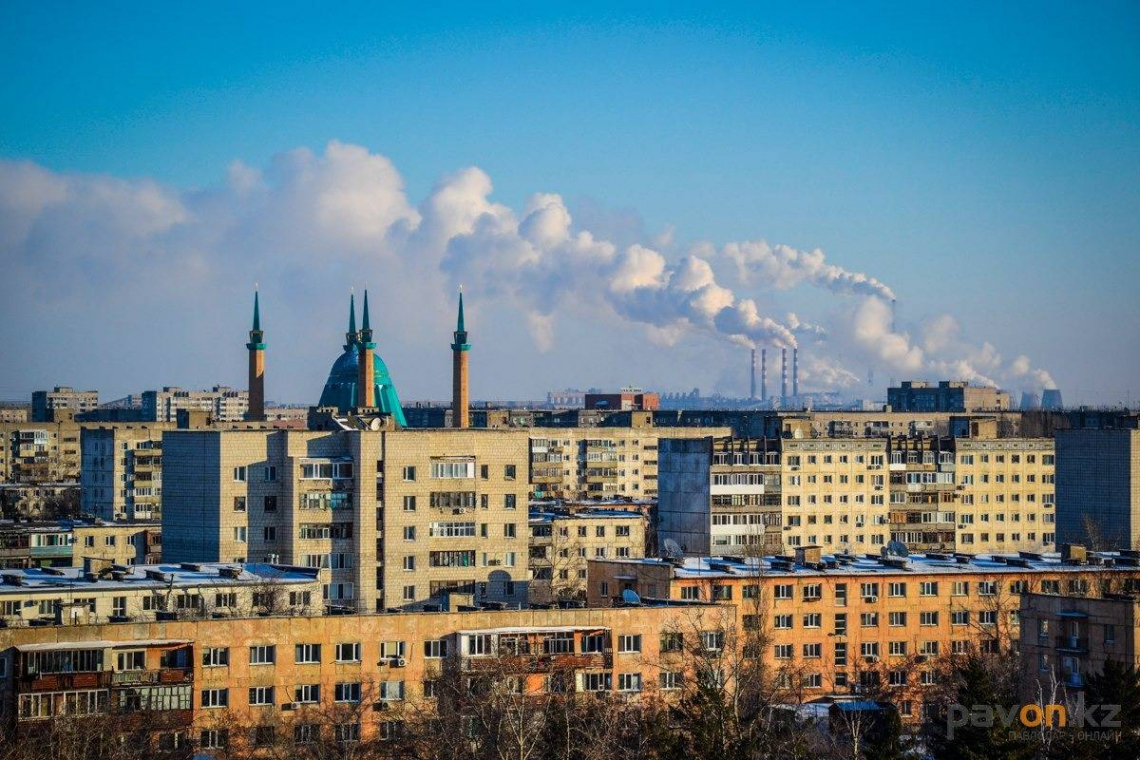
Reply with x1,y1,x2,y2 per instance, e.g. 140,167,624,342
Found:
662,538,684,560
370,418,382,431
621,588,641,605
887,540,910,558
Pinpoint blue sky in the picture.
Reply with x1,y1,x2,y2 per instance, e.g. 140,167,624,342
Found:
1,3,1138,405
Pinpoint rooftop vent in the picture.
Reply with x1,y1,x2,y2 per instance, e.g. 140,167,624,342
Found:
144,569,171,583
1062,544,1087,564
218,567,242,579
179,563,204,572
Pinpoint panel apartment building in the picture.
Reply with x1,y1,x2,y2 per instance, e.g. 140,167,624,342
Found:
162,428,533,612
658,426,1055,557
79,424,173,521
528,508,648,602
529,413,731,501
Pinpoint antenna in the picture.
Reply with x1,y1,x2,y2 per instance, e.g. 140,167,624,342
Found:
621,588,641,605
886,540,909,558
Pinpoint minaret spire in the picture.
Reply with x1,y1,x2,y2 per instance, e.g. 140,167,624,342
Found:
451,287,470,428
344,291,358,351
246,286,266,422
357,289,376,409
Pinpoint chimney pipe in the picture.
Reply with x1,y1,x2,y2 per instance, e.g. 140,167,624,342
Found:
749,348,757,400
793,347,799,399
781,348,788,403
761,349,767,402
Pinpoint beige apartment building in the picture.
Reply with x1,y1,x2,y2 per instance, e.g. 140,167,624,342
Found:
0,562,322,627
71,520,163,566
658,435,889,557
142,386,250,423
528,509,647,602
31,387,99,422
0,418,82,486
80,424,173,521
162,428,533,612
529,413,731,501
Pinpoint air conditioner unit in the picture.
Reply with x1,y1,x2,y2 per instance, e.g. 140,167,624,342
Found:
281,702,298,711
392,657,407,668
373,701,390,711
915,655,929,663
863,596,878,603
863,655,879,663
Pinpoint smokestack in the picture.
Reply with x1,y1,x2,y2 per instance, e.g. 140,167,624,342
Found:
761,349,767,402
749,348,757,400
781,348,788,403
890,298,898,333
792,348,799,399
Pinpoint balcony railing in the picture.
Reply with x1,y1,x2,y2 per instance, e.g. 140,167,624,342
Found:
1056,636,1088,653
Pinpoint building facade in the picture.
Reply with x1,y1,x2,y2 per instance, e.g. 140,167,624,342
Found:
528,509,647,602
1056,428,1140,549
887,380,1011,413
161,428,533,612
80,425,172,521
31,388,99,422
142,387,250,424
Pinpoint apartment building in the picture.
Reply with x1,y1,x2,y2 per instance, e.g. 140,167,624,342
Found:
528,509,647,602
1056,428,1140,549
529,414,732,501
0,419,82,486
951,434,1056,553
658,435,889,557
31,387,99,422
0,602,727,749
0,522,73,569
142,386,249,423
71,520,162,566
80,424,173,521
887,380,1011,413
0,562,322,627
587,548,1140,718
162,428,533,612
1019,587,1140,694
0,409,28,424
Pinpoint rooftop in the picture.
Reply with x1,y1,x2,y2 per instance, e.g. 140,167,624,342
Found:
0,562,319,593
596,550,1140,579
529,508,646,523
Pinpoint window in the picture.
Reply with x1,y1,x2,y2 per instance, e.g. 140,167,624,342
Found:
203,648,228,667
888,582,907,598
402,466,416,481
233,496,246,512
920,611,939,626
430,460,474,479
264,466,277,482
201,729,228,749
618,673,642,692
920,581,938,596
403,495,416,511
700,631,724,652
774,614,793,629
618,634,642,653
889,641,908,657
888,611,907,627
116,650,145,671
233,467,247,482
660,632,683,652
424,640,448,658
295,644,321,664
379,681,405,701
660,671,683,690
335,682,362,703
294,724,319,745
505,464,517,480
295,684,320,704
249,686,274,706
581,672,612,692
774,584,793,600
335,723,361,744
249,645,275,665
335,642,361,663
861,612,879,627
233,526,247,543
202,689,228,708
803,643,822,658
951,610,970,626
403,556,416,571
803,613,822,628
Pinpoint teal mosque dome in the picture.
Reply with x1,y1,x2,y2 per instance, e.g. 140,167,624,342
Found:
317,293,408,427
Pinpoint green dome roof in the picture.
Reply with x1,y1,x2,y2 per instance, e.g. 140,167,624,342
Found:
318,343,407,426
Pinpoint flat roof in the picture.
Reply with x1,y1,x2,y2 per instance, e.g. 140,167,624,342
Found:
529,509,645,523
456,625,609,636
595,551,1139,579
0,562,319,594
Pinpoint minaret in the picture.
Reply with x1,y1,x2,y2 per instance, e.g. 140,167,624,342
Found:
245,288,266,421
357,290,376,409
451,289,470,428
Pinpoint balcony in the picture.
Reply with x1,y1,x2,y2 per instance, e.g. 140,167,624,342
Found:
112,668,192,686
465,651,612,673
22,671,111,691
1056,636,1088,653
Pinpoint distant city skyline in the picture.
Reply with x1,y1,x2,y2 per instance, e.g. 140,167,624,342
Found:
1,4,1137,407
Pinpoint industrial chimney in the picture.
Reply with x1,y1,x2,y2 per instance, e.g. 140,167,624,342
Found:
749,348,757,400
781,348,788,403
792,347,799,399
761,349,768,402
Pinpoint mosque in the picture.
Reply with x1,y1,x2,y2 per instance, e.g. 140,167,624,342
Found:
243,288,470,429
